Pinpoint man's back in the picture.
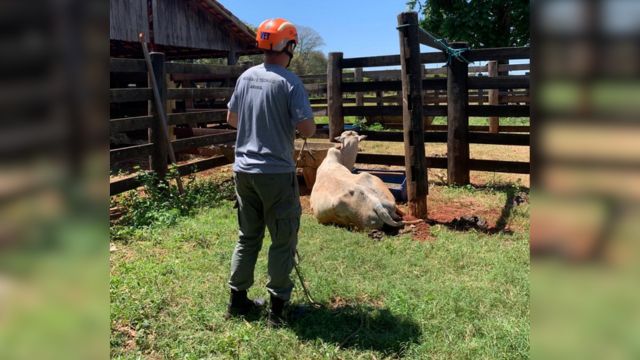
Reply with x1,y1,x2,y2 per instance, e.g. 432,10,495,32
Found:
228,63,312,174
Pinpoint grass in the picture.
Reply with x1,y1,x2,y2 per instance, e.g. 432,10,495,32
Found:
110,183,529,359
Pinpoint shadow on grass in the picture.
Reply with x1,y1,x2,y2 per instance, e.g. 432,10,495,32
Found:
289,304,421,357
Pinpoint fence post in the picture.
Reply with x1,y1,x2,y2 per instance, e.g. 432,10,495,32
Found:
447,42,470,185
398,12,427,218
354,67,364,122
328,52,344,141
148,52,169,180
488,60,499,133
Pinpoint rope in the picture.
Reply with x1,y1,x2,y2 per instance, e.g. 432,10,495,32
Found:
292,137,365,344
396,24,471,65
293,137,322,309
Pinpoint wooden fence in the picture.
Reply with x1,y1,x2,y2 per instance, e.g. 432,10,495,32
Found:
110,12,530,208
321,12,531,216
110,56,242,195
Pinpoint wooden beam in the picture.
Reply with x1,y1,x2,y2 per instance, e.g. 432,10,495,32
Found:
110,155,233,196
488,61,499,133
110,88,152,103
468,76,530,89
328,52,344,141
468,105,530,117
171,131,237,152
447,42,470,185
110,58,147,73
148,52,169,180
466,47,530,61
165,62,247,76
110,143,154,163
167,88,234,100
398,11,427,218
354,153,529,174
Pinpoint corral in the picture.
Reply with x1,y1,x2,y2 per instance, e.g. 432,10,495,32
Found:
109,7,530,359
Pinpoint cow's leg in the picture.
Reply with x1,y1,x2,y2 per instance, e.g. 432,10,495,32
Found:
255,172,301,302
229,172,266,292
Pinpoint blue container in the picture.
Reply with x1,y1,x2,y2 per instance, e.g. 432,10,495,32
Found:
322,124,361,132
352,168,407,202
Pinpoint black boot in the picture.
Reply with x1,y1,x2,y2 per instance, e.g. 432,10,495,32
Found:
267,294,287,327
224,289,263,319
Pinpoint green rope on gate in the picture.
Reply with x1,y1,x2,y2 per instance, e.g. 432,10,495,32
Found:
433,37,471,65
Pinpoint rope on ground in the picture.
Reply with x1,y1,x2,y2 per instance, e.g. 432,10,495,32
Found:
292,137,364,345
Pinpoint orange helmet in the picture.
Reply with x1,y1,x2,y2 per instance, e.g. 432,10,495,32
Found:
256,18,298,52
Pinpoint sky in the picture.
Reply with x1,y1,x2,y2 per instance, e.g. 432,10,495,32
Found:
220,0,430,59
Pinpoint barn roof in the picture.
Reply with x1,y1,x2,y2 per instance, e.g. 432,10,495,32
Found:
110,0,260,60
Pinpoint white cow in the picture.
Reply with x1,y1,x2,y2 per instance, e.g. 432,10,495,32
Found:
310,131,403,230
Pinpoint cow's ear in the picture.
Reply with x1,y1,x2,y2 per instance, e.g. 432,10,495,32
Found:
358,135,368,141
334,136,342,142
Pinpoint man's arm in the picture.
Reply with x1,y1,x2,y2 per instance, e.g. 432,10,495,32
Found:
296,118,315,138
227,111,238,129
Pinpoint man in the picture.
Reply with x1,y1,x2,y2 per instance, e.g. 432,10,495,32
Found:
225,18,315,326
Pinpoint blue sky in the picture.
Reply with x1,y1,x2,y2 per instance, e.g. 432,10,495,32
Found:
220,0,427,58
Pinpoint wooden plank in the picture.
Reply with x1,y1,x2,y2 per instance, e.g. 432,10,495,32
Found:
468,133,529,146
469,159,530,174
447,42,470,185
488,61,499,133
110,115,153,133
110,88,152,103
354,68,364,121
167,110,227,126
341,80,402,92
167,88,234,100
468,76,530,89
110,143,154,163
341,78,446,92
417,27,448,52
467,47,530,61
342,106,447,117
468,105,530,117
110,58,147,73
328,52,344,141
341,54,401,69
165,62,247,76
110,156,233,195
109,110,228,133
355,153,529,174
148,52,169,180
171,131,237,152
398,12,428,218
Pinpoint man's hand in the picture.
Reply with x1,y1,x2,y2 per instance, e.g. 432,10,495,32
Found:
227,111,238,128
296,118,315,138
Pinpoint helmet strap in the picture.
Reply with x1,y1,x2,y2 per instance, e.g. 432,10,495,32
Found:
283,42,295,68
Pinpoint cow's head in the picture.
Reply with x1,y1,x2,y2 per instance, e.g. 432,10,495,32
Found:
333,131,366,171
334,130,367,145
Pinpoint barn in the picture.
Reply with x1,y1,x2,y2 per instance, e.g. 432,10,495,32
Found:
110,0,259,63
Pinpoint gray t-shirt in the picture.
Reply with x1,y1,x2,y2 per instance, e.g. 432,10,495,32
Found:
228,63,313,174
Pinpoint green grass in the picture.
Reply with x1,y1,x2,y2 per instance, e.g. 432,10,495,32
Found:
111,185,529,359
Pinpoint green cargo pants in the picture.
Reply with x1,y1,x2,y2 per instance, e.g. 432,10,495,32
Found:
228,172,301,301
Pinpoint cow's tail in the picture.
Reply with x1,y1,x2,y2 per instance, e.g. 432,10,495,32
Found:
374,203,404,228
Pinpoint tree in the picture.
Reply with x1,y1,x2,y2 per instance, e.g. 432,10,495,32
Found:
290,26,327,76
407,0,529,48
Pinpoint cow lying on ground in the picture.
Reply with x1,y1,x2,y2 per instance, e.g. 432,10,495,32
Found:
310,131,403,230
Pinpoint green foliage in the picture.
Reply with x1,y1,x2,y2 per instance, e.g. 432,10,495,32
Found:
110,167,235,241
408,0,530,48
353,117,386,132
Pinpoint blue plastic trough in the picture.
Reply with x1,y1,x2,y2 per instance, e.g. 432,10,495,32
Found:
352,168,407,202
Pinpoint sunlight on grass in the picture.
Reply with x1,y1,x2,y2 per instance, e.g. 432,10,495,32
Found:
111,184,529,358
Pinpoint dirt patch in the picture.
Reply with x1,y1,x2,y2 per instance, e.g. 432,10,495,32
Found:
113,323,137,352
401,214,432,242
328,295,384,310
